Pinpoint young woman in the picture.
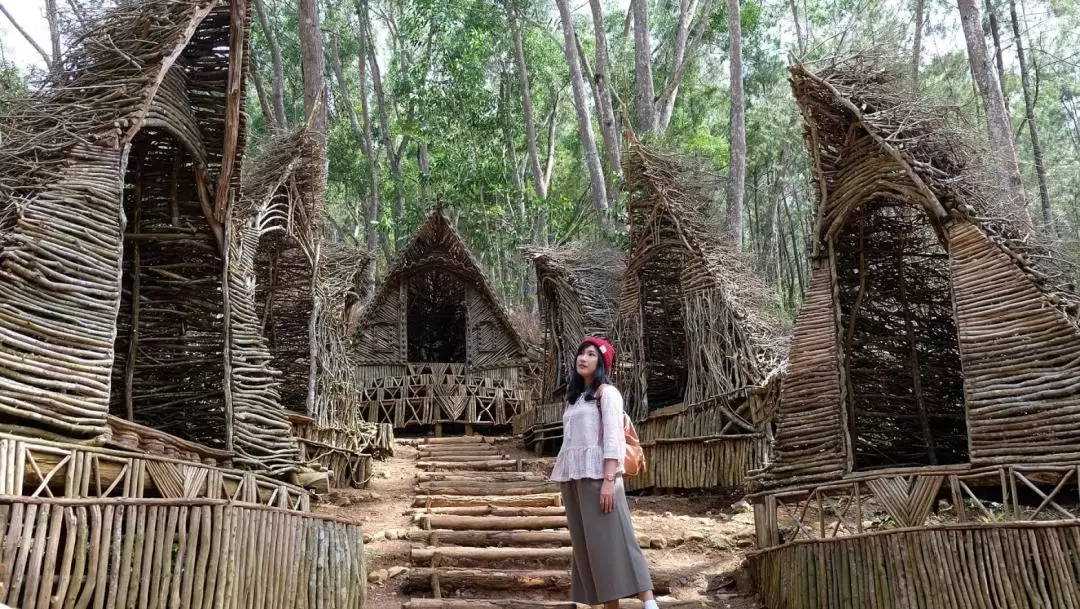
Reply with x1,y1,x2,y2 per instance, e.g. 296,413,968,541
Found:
549,337,659,609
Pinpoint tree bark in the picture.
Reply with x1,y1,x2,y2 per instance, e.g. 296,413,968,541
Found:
44,0,60,66
727,0,746,249
298,0,327,133
658,0,696,131
1008,0,1053,235
358,18,384,274
631,0,657,135
330,32,363,136
987,0,1009,113
912,0,925,86
249,60,277,128
587,0,622,185
254,0,288,130
957,0,1029,229
358,0,407,235
508,6,550,201
555,0,609,217
655,0,715,135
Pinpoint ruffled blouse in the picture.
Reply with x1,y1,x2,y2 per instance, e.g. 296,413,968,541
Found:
549,386,627,481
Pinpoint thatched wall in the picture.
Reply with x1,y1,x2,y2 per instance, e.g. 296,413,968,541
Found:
353,207,534,428
754,57,1080,494
0,0,307,476
611,145,784,425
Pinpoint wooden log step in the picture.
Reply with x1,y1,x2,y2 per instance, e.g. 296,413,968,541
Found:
404,568,672,594
410,546,572,567
416,485,557,497
418,445,503,454
411,494,560,508
403,598,723,608
416,472,547,483
418,480,557,492
417,460,520,471
416,455,507,463
418,436,489,445
418,514,567,531
411,506,565,518
407,529,573,547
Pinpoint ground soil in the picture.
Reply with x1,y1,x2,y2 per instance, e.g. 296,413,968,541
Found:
314,439,764,609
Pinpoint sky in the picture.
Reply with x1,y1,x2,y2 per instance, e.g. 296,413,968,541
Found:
0,1,52,71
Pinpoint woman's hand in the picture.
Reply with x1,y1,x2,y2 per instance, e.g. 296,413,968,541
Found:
600,479,616,513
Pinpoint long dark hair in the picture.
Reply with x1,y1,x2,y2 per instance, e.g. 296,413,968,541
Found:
567,342,609,404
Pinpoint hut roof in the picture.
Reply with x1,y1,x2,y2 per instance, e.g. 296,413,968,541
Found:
355,206,528,361
791,55,1077,315
614,143,785,421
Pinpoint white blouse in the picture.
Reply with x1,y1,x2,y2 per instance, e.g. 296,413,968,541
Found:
549,386,627,481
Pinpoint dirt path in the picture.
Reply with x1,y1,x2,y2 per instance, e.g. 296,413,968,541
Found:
315,437,762,608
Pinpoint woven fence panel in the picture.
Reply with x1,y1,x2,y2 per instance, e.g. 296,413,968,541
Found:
752,523,1080,609
0,497,365,609
950,221,1080,464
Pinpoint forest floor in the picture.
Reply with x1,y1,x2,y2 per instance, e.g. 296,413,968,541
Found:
315,437,764,609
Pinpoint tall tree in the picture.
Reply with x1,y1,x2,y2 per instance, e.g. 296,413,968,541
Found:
254,0,288,129
298,0,327,134
554,0,609,216
45,0,60,64
0,3,51,67
1008,0,1053,235
587,0,622,185
631,0,658,135
957,0,1029,228
728,0,746,247
357,21,384,278
507,3,551,201
912,0,925,86
986,0,1009,111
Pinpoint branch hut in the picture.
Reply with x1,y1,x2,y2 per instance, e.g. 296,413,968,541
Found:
749,57,1080,609
353,206,534,433
515,244,623,452
0,1,367,607
610,144,785,491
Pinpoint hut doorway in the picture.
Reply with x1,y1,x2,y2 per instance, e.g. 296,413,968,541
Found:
110,127,228,449
835,200,968,471
406,268,468,363
639,247,689,412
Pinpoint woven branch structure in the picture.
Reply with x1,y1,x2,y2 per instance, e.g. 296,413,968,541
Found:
353,207,535,430
748,57,1080,608
607,143,785,490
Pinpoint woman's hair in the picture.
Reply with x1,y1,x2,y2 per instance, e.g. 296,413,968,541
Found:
567,342,609,404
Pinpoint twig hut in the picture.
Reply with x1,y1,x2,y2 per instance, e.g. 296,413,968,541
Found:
514,244,623,451
749,57,1080,609
353,206,534,433
611,144,785,490
0,2,367,608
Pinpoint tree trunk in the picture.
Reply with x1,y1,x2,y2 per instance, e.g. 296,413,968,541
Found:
249,61,277,127
1008,0,1053,235
987,0,1009,112
912,0,925,86
358,0,407,237
789,0,806,55
330,33,363,136
254,0,288,130
658,0,696,131
957,0,1029,229
45,0,60,65
358,18,384,277
0,3,52,67
631,0,657,135
727,0,746,249
587,0,622,186
508,7,549,201
298,0,327,134
555,0,609,217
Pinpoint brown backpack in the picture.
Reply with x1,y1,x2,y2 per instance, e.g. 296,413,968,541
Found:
596,386,647,477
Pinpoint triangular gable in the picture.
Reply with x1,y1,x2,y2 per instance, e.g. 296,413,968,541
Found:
354,207,526,365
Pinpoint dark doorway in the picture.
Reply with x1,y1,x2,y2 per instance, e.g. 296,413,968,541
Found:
406,268,468,362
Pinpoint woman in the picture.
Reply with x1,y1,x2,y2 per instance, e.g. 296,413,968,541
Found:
549,336,660,609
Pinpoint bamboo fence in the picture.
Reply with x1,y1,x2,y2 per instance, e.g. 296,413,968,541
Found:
751,522,1080,609
0,496,366,609
353,207,536,429
288,413,393,488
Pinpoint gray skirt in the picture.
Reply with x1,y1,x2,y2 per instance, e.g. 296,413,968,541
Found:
560,478,653,604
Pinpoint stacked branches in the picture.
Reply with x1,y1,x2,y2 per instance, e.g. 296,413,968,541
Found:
0,0,242,443
613,144,785,424
528,244,623,403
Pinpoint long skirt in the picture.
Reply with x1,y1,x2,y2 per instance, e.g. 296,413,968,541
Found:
560,478,653,605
